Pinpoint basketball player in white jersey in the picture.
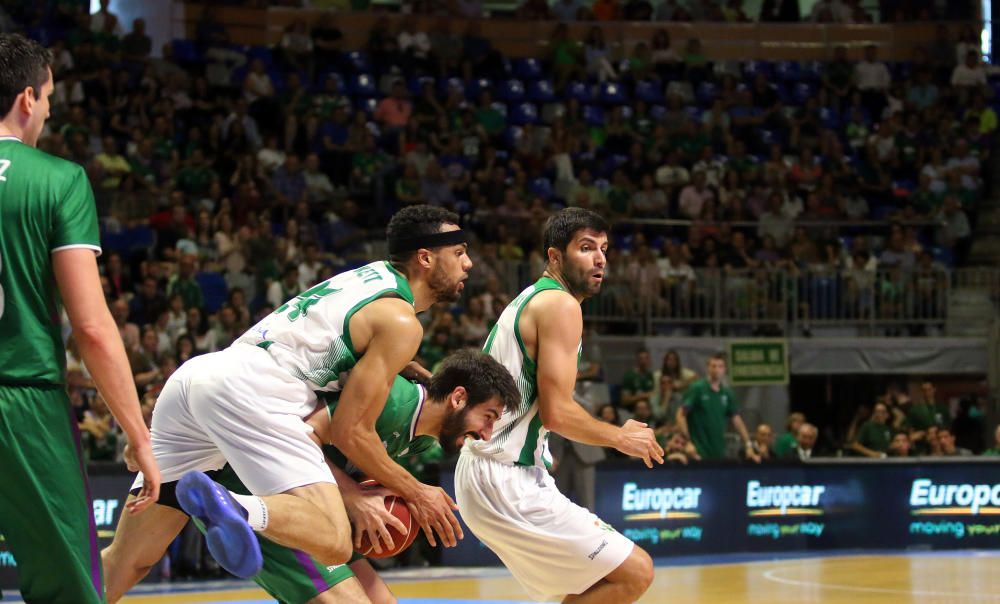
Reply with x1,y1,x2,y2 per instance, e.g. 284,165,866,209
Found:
103,206,471,599
456,208,664,603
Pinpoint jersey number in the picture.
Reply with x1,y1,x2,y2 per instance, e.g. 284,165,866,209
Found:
275,282,341,322
0,159,10,182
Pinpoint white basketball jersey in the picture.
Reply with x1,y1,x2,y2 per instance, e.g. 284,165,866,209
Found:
466,277,579,468
236,261,414,391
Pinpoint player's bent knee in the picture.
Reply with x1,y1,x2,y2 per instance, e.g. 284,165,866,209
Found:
625,547,654,596
315,534,353,567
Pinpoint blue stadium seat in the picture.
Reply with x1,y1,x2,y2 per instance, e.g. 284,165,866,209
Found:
582,105,605,126
504,126,523,148
774,61,801,82
246,45,274,67
618,105,633,121
467,77,493,99
512,58,543,80
696,81,719,107
819,106,840,129
527,80,556,103
348,74,377,97
440,77,466,97
510,102,539,125
498,79,526,103
196,272,228,314
742,60,773,79
931,246,955,268
597,82,627,105
529,177,553,200
346,51,371,73
491,102,508,118
172,39,200,64
408,75,436,96
793,82,815,104
566,81,594,103
355,97,378,115
635,80,665,104
802,61,824,82
650,104,667,121
685,106,703,122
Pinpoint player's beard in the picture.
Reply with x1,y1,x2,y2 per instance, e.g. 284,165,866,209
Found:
429,262,464,303
561,257,603,299
439,407,475,456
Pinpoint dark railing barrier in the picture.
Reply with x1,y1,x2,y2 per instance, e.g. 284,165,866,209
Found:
440,458,1000,565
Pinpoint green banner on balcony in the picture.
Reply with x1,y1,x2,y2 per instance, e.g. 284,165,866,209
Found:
728,339,789,385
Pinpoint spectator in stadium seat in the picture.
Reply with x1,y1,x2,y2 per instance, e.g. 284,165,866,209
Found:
167,254,205,311
782,422,818,461
266,263,300,309
935,196,972,263
111,297,141,353
279,19,314,78
583,26,618,83
938,427,973,457
855,44,891,120
744,423,775,462
757,193,794,247
950,49,987,96
677,353,759,462
849,401,892,457
983,425,1000,456
209,303,242,351
651,374,683,426
887,431,911,457
774,412,806,457
129,276,167,327
620,349,656,411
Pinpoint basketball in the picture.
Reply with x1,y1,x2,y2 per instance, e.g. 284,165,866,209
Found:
354,479,418,559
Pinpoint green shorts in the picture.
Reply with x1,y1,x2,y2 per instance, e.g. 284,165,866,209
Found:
212,464,356,603
0,384,104,603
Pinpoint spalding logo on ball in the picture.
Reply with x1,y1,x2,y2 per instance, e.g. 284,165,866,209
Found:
355,479,418,559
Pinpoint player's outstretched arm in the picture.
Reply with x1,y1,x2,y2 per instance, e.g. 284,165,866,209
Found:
54,249,160,512
533,292,664,468
326,298,463,548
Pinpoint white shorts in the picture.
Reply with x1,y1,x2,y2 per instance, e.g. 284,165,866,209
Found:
132,344,334,496
455,444,634,602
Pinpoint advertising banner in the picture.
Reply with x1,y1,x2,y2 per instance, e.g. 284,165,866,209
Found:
441,460,1000,565
728,339,789,385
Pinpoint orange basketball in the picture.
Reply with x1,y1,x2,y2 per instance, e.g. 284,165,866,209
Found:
354,479,418,559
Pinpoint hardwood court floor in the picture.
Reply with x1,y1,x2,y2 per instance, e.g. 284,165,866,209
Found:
105,552,999,603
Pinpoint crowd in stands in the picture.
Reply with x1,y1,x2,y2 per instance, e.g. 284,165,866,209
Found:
9,2,992,464
587,349,996,462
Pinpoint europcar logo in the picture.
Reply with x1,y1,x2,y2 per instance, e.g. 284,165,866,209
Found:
909,479,1000,516
621,482,702,521
745,480,826,517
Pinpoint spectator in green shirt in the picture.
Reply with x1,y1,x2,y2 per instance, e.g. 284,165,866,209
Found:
773,412,805,458
620,349,655,411
676,353,758,462
166,254,204,310
982,425,1000,456
849,402,892,458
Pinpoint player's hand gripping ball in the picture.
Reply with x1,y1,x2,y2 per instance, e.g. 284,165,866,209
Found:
355,479,418,558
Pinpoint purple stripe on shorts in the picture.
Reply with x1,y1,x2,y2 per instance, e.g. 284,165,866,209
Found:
66,404,104,597
293,549,329,593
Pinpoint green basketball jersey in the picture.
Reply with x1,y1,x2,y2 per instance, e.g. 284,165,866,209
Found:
322,375,439,474
236,261,414,391
0,137,100,385
467,277,578,469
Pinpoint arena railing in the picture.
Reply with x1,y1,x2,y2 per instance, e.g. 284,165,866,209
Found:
484,262,999,336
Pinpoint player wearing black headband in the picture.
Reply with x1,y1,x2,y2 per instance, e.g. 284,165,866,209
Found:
103,205,472,601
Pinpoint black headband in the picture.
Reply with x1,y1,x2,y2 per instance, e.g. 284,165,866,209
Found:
388,229,468,255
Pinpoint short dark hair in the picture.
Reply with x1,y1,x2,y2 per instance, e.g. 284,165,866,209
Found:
708,352,726,363
386,204,460,267
0,34,52,120
427,349,520,414
542,207,609,255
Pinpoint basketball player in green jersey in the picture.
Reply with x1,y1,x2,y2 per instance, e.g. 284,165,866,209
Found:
458,208,663,603
111,351,518,604
0,34,160,603
104,206,471,596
